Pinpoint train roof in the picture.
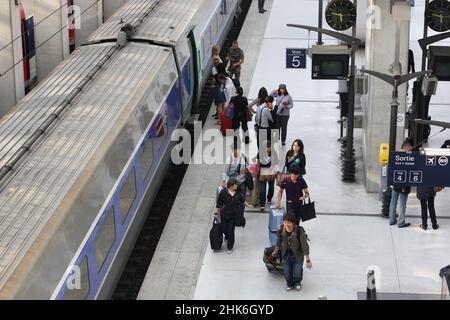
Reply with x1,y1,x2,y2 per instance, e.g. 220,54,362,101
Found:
0,42,175,291
89,0,206,44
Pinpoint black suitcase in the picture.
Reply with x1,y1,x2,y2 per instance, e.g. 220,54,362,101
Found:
210,217,223,251
263,246,283,274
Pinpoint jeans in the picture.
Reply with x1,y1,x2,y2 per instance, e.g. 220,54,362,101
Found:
283,253,303,287
259,180,274,207
221,218,235,250
287,202,302,225
420,197,438,227
389,190,408,225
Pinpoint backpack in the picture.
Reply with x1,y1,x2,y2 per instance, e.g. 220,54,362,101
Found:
224,102,235,119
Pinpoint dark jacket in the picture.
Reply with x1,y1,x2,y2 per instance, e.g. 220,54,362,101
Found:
230,95,249,123
416,186,436,200
393,186,411,194
276,225,309,262
216,188,245,220
285,151,306,175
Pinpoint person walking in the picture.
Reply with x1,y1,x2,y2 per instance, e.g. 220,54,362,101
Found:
270,84,294,145
272,213,312,291
230,87,250,144
389,139,413,228
222,143,249,201
276,166,309,225
417,186,439,230
255,96,274,150
284,139,306,176
258,142,279,211
226,40,245,86
214,177,253,254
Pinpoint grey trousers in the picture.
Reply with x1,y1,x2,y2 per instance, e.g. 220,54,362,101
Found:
277,115,289,144
258,0,265,11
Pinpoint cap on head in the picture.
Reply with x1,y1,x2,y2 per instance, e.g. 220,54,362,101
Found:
279,84,287,90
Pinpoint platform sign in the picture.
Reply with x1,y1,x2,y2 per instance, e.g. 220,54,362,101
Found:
387,152,450,187
286,48,307,69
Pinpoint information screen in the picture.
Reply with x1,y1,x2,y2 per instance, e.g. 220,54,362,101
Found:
321,61,344,77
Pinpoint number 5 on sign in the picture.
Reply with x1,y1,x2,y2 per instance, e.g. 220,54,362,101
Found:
286,48,307,69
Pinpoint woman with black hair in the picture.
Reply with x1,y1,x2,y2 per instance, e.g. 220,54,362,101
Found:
285,139,306,176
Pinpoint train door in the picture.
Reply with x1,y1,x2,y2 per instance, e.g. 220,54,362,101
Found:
19,1,37,94
187,31,200,109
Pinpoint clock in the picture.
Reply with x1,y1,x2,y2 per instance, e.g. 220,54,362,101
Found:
325,0,357,31
426,0,450,32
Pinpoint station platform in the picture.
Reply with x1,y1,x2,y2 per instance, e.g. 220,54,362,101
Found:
137,0,450,300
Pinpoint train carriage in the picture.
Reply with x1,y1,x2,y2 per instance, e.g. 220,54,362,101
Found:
0,0,239,299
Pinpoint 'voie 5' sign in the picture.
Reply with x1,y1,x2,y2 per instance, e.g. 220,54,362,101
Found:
387,152,450,187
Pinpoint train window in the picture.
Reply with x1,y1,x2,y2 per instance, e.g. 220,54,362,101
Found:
120,168,136,223
139,137,153,180
94,207,116,273
155,110,168,151
220,0,227,14
63,258,90,300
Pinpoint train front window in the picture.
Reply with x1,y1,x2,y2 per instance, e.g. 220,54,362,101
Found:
120,168,137,223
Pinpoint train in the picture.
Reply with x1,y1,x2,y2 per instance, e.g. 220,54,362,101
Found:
0,0,239,299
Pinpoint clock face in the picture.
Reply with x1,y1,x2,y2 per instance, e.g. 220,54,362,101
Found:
426,0,450,32
325,0,357,31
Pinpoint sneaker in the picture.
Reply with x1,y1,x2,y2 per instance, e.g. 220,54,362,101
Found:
212,112,218,117
295,284,302,291
432,224,439,230
267,200,272,205
227,249,232,254
282,142,286,146
389,220,397,226
420,224,427,230
398,222,411,228
260,207,265,212
285,286,293,291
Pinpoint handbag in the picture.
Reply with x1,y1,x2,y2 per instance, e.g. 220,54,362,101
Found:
234,211,246,228
299,197,316,222
224,102,235,119
245,169,254,190
275,169,287,187
260,174,275,182
246,106,253,122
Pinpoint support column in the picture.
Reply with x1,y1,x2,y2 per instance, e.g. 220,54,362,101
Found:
73,0,103,47
33,0,69,81
103,0,127,20
362,0,411,192
0,0,25,118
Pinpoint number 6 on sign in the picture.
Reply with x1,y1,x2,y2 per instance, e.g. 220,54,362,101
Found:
409,171,423,184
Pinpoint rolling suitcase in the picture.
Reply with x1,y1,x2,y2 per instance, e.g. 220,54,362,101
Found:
268,206,285,246
210,217,223,251
263,246,283,274
220,111,233,136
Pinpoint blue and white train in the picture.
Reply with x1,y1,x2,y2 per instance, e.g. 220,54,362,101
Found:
0,0,239,299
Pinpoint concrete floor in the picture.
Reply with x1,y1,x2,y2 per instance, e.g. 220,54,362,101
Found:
138,0,450,300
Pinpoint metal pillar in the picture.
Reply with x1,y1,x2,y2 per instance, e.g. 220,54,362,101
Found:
341,0,357,182
317,0,324,45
